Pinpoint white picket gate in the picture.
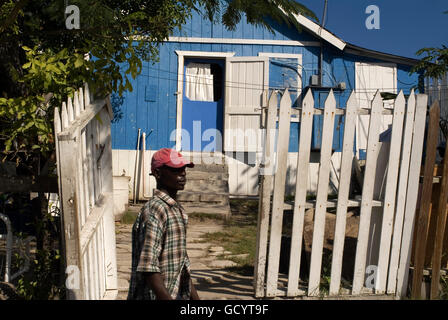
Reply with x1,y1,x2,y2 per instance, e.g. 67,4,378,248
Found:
254,88,428,298
54,84,118,300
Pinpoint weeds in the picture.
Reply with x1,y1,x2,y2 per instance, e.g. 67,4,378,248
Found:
441,275,448,300
119,210,139,225
200,199,259,273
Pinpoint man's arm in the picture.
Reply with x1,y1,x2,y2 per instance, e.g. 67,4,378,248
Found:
145,272,173,300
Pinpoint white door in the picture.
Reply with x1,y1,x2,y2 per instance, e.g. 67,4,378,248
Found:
355,62,397,158
224,57,269,153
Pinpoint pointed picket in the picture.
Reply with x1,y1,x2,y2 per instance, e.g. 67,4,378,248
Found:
375,90,406,294
67,97,74,123
329,91,358,295
84,83,91,107
79,87,85,111
254,91,278,297
308,90,337,296
396,94,428,297
387,90,416,294
74,91,80,118
54,107,61,135
61,101,69,130
352,91,384,295
287,89,314,296
266,89,292,297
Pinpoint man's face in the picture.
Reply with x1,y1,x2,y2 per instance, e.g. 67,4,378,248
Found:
154,165,187,191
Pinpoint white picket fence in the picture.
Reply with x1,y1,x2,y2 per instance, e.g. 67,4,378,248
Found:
254,88,428,298
54,84,117,300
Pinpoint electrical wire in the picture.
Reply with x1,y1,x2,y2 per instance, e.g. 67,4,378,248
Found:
137,65,421,93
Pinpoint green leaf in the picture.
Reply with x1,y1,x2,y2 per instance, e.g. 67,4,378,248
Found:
74,55,84,68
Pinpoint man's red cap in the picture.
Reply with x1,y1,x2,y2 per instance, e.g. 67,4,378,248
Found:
151,148,194,174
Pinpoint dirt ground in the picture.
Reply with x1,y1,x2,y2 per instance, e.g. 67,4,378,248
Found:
192,199,361,295
275,207,360,288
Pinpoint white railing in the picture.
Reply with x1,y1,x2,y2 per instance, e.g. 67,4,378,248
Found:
254,88,428,298
54,84,117,300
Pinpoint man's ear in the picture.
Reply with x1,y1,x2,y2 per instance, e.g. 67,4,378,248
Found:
152,167,161,180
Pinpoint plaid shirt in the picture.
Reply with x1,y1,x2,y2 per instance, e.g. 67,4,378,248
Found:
127,189,191,300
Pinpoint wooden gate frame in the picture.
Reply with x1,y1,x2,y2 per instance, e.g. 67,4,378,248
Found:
54,84,117,300
255,88,428,298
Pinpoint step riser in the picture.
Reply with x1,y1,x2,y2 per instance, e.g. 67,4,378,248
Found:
178,193,229,205
188,164,228,173
179,162,231,216
186,172,229,180
184,183,228,193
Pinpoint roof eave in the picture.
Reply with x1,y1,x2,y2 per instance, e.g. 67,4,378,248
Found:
292,13,346,50
344,43,421,66
292,14,420,67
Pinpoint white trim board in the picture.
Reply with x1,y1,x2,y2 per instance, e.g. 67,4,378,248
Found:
168,37,321,47
292,14,346,50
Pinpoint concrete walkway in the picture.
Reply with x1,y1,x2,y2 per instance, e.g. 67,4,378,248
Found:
115,205,255,300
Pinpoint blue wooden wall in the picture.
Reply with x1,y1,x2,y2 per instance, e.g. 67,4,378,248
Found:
111,10,421,154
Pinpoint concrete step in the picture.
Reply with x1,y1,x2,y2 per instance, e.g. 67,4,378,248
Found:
179,160,231,218
189,163,228,173
184,180,229,193
182,203,231,217
186,171,229,181
178,192,229,205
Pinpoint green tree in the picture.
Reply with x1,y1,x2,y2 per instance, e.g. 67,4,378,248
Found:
0,0,316,299
0,0,316,166
412,11,447,79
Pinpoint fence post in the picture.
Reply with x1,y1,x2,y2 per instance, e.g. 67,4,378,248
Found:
329,91,358,295
352,91,383,295
55,107,84,299
375,91,406,293
307,90,337,296
266,89,292,297
411,101,440,299
286,89,314,297
430,116,448,299
387,91,416,294
254,91,278,297
396,94,428,298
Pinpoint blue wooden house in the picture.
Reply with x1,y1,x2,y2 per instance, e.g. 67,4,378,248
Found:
110,11,422,197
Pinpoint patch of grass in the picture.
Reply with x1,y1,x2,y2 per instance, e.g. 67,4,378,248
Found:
120,210,139,225
201,199,259,273
188,212,226,222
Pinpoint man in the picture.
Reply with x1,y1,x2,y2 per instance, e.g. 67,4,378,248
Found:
127,148,200,300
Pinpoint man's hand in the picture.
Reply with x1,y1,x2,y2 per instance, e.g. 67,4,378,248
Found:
190,279,200,300
145,272,172,300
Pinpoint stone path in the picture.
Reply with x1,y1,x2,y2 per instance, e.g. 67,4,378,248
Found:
115,206,255,300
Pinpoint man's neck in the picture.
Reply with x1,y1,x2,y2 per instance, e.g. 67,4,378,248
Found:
158,187,177,200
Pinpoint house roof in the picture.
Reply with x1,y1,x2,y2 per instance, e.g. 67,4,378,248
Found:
293,13,420,66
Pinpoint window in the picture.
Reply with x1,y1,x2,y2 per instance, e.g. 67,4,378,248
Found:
185,62,222,102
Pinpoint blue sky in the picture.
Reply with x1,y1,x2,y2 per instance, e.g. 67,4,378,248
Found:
298,0,447,59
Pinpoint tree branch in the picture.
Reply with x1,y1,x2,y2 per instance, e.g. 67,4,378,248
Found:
0,0,29,33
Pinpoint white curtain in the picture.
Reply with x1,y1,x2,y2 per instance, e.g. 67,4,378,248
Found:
185,63,214,102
